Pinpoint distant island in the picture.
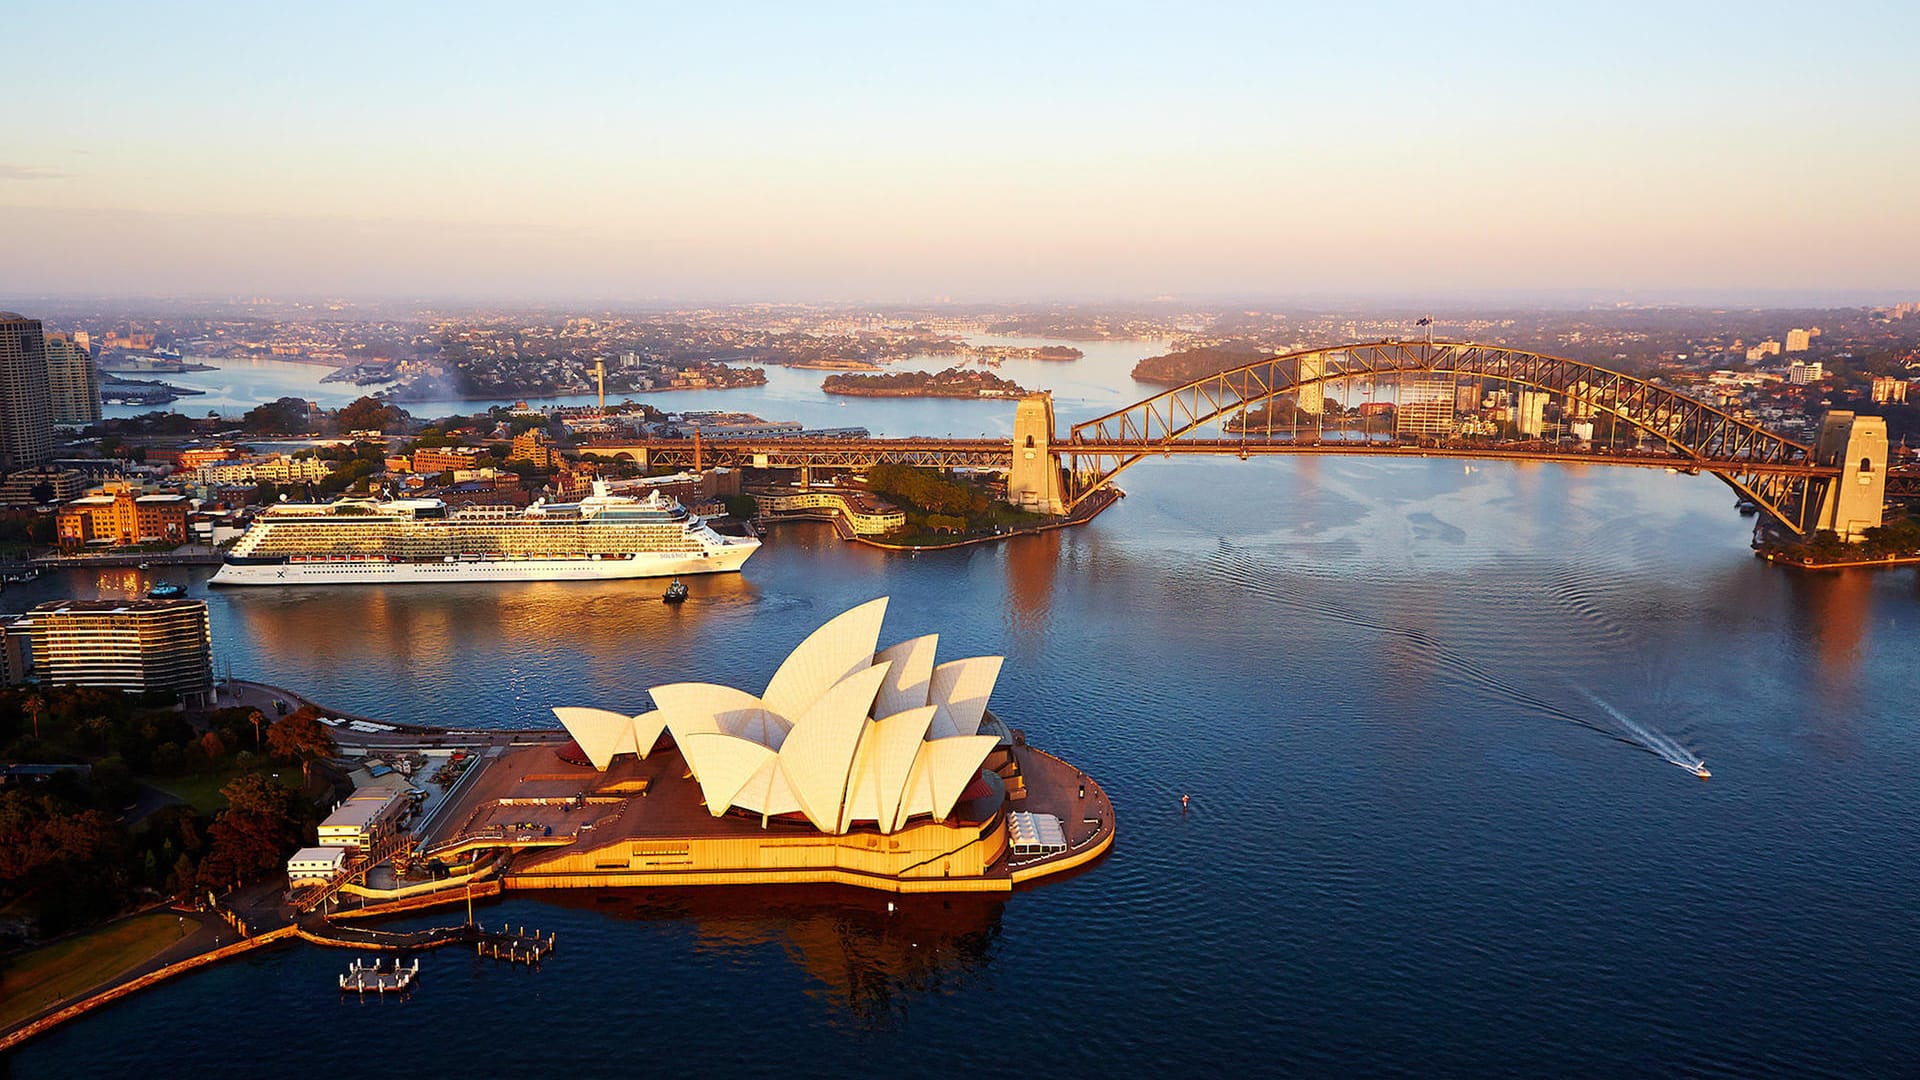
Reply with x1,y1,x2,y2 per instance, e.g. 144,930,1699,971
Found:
790,358,883,371
99,374,205,405
928,342,1084,363
95,356,216,374
1131,344,1271,386
822,367,1031,399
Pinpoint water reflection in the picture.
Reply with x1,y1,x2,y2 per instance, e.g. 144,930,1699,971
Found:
1003,530,1060,641
1783,567,1875,692
538,886,1004,1028
217,574,764,723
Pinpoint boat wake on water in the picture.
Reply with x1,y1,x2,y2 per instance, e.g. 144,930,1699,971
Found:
1575,688,1710,779
1203,543,1710,778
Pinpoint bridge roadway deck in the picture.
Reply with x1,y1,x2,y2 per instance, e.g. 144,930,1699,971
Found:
587,437,1836,478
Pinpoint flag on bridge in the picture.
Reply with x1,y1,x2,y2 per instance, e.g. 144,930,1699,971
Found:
1416,316,1433,326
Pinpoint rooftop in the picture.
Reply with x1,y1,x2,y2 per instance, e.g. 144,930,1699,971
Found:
29,599,208,615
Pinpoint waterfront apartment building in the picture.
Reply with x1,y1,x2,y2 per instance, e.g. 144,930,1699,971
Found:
0,615,30,686
56,481,190,547
0,313,54,471
27,599,214,705
44,332,101,426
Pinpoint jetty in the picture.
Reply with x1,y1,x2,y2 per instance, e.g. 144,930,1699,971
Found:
339,957,419,995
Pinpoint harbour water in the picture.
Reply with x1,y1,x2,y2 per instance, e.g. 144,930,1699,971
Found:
103,336,1169,434
7,444,1920,1076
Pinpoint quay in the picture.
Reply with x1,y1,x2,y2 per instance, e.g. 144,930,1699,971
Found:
0,600,1114,1052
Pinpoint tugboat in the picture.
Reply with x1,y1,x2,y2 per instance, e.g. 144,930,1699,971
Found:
147,582,185,598
662,578,689,604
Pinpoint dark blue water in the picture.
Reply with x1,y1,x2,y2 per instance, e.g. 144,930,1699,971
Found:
7,454,1920,1077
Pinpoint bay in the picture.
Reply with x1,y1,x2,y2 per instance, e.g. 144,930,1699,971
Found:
5,442,1918,1077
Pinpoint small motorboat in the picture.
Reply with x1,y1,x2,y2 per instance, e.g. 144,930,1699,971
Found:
662,578,689,604
1681,760,1711,780
148,583,185,598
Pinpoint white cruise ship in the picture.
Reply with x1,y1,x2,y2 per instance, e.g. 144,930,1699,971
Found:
209,482,759,586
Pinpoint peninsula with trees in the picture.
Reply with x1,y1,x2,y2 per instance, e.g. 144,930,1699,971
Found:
1130,344,1272,387
821,367,1031,399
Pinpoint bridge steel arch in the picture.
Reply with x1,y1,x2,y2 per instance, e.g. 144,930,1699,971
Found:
1065,341,1830,534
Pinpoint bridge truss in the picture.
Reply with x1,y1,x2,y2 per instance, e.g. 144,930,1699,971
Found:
1064,341,1835,534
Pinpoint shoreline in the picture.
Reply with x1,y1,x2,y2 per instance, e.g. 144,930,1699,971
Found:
381,380,768,404
843,485,1123,552
1756,550,1920,571
0,675,1113,1051
820,388,1029,400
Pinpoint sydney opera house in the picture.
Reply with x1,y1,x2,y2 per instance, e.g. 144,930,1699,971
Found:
436,599,1112,894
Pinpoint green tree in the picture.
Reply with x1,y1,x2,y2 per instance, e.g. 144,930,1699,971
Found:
197,773,304,892
265,709,336,780
337,395,400,432
241,397,314,434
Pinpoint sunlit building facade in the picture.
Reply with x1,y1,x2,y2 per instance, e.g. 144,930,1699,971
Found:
27,599,213,705
0,313,54,470
44,332,101,426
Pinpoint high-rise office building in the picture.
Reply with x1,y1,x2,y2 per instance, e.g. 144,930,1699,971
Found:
0,313,55,471
1516,390,1550,437
44,332,101,425
1396,375,1456,436
27,599,214,706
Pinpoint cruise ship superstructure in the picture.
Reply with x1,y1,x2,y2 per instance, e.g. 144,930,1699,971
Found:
210,482,758,585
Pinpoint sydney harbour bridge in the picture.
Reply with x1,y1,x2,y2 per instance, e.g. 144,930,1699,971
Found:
582,341,1895,541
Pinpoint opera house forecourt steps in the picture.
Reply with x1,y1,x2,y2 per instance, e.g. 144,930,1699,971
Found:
427,598,1113,894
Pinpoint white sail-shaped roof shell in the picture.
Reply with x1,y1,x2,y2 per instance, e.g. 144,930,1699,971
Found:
624,598,1004,836
871,634,938,721
927,656,1003,738
652,683,791,749
731,757,805,823
760,597,888,721
895,733,1001,830
677,732,777,815
778,663,890,832
553,707,641,771
631,710,669,756
840,705,936,832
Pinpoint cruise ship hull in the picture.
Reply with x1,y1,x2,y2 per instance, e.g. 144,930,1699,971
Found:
209,543,757,586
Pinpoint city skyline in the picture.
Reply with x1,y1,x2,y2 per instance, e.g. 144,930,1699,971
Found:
3,1,1917,302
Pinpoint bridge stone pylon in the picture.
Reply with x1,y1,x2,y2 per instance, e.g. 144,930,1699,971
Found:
1811,411,1887,540
1009,393,1065,515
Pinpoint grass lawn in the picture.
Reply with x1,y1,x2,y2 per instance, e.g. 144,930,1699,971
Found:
0,913,195,1030
149,766,304,813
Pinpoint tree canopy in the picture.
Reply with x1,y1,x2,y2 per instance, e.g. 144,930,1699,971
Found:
338,395,403,432
265,708,337,775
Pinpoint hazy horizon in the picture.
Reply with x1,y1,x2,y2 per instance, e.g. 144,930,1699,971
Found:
4,2,1917,302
